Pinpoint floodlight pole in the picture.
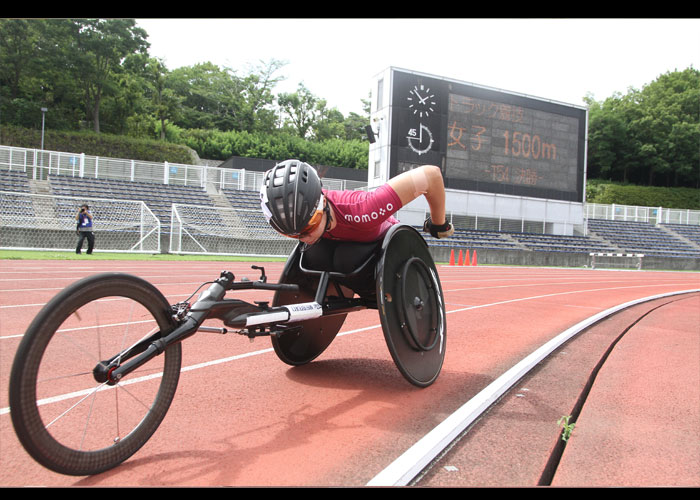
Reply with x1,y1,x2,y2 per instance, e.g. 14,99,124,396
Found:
40,107,48,150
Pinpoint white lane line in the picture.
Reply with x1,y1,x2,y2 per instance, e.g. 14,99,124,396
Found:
0,324,377,416
2,285,698,411
365,288,700,487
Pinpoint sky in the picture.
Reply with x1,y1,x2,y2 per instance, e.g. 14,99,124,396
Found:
135,18,699,116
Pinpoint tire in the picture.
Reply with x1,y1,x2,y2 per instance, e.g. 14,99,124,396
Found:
271,244,347,365
377,225,446,387
9,273,182,476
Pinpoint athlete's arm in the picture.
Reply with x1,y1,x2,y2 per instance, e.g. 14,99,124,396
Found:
387,165,446,224
386,165,453,238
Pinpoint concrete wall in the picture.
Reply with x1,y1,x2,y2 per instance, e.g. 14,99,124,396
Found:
427,245,700,271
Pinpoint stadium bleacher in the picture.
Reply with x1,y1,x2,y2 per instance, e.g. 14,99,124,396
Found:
661,223,700,247
587,219,700,259
509,232,616,254
221,187,617,255
2,167,699,262
48,174,217,230
424,229,520,252
41,177,700,259
0,169,35,218
222,188,259,210
0,169,31,192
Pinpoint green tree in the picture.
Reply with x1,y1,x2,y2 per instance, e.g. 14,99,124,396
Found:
99,52,150,136
69,19,149,133
314,107,346,141
0,19,39,100
630,68,699,186
586,67,699,188
0,19,83,131
0,19,43,133
585,93,636,183
278,83,323,138
344,110,371,141
167,62,244,131
144,58,183,140
236,59,287,133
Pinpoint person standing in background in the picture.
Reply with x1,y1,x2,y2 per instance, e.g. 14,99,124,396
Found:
75,204,95,254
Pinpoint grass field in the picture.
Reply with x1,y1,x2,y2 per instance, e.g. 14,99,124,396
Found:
0,249,286,262
3,250,697,272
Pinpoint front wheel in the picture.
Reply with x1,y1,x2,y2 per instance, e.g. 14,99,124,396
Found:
9,273,182,476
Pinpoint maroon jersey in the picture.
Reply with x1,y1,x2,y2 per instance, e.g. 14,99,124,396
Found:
323,184,403,242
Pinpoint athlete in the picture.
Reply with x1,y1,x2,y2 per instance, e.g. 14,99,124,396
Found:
259,159,454,247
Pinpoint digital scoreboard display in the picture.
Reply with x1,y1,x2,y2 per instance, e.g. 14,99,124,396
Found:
388,69,587,202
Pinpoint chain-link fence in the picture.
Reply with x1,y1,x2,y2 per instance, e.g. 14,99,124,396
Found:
169,203,294,256
0,191,160,253
2,144,698,259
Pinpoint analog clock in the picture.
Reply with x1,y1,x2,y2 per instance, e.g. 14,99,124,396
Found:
406,123,434,156
407,84,436,118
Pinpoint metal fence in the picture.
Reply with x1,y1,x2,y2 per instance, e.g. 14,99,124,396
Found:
169,203,294,256
0,144,367,193
584,202,700,225
0,190,160,253
1,143,698,258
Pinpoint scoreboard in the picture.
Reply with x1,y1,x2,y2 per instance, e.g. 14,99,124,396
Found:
377,68,588,203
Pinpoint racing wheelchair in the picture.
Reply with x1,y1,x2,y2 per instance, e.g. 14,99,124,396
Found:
8,224,446,476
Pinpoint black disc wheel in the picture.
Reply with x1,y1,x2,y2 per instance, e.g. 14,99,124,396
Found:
396,257,441,352
9,273,182,476
377,225,446,387
271,245,347,365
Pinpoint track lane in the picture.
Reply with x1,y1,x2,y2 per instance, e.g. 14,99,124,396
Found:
416,293,700,487
1,260,698,486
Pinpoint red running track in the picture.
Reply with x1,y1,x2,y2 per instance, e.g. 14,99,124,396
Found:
0,259,698,487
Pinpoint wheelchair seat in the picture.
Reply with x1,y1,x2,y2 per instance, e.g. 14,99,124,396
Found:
270,224,446,387
297,238,382,305
299,238,381,276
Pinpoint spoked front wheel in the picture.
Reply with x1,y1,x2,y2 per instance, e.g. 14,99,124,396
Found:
9,273,182,476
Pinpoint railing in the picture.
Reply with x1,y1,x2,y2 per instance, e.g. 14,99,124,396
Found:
585,202,700,226
0,144,367,193
2,144,697,231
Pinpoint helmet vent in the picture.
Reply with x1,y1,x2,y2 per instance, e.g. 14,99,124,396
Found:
260,159,322,236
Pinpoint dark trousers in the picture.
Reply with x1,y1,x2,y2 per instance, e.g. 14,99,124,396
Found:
76,231,95,254
302,238,380,274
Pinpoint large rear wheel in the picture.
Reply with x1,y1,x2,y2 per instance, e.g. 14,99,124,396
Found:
9,273,182,476
377,225,446,387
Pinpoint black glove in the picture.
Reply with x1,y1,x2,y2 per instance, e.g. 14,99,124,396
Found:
423,216,454,239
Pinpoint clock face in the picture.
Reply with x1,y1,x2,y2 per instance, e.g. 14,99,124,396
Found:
407,84,436,118
406,123,434,156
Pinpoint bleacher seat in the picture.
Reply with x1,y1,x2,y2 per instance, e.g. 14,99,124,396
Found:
661,223,700,247
48,174,217,231
0,169,31,193
509,232,616,254
0,170,35,218
588,219,700,258
423,228,520,251
222,188,259,210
